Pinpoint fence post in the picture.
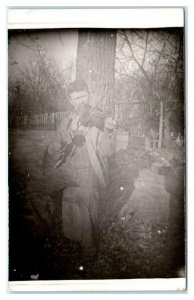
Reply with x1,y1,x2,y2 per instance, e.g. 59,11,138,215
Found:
158,101,164,149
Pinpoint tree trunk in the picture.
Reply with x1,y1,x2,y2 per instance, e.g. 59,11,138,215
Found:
76,29,116,113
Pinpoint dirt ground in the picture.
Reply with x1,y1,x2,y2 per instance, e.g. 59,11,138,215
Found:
8,130,185,281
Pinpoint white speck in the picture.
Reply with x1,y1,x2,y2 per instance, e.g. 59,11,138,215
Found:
89,70,92,73
111,34,114,37
79,266,84,271
13,269,16,272
9,152,11,155
121,216,125,221
158,230,161,234
30,273,39,280
120,186,124,191
27,174,30,177
177,267,185,277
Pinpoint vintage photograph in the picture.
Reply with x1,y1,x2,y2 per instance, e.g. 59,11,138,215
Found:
8,27,185,282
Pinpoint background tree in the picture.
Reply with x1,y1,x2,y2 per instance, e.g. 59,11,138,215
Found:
76,29,117,113
8,30,74,115
115,28,184,146
9,51,72,114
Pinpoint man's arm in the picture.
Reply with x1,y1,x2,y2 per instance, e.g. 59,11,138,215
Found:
47,113,72,160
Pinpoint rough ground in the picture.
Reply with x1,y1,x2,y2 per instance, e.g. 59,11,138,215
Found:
9,130,185,281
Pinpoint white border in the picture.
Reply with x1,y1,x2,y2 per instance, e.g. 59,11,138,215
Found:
9,279,186,292
6,7,185,291
7,8,184,29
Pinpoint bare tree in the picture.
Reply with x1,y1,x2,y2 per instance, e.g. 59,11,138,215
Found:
116,29,184,147
8,31,73,113
10,51,72,113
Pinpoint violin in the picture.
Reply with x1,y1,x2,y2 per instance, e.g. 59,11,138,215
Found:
54,104,106,169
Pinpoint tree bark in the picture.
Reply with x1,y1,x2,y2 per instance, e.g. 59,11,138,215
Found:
76,29,116,113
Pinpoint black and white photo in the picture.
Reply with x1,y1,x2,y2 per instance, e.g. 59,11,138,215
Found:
8,10,185,290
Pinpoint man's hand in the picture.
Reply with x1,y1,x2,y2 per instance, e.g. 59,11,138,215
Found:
57,117,74,145
104,117,117,131
63,116,79,144
70,115,80,131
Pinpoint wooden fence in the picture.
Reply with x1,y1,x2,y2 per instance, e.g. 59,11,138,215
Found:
9,111,67,131
8,102,160,136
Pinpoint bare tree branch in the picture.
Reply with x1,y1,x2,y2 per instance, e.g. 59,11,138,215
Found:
115,69,138,82
122,30,151,85
153,40,167,75
141,31,149,67
58,30,65,46
115,55,131,77
133,30,144,41
13,36,41,52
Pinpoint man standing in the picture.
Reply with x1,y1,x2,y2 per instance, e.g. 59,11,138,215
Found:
44,80,116,249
